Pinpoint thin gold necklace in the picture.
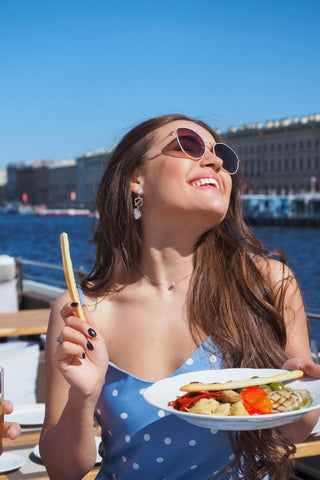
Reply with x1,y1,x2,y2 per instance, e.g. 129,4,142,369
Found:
142,271,193,291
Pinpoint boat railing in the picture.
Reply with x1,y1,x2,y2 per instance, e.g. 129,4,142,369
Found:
15,258,87,291
15,258,320,320
14,258,320,361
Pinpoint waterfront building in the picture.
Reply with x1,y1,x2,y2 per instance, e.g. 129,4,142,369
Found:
4,113,320,209
6,159,76,207
76,149,112,208
47,159,77,207
0,169,7,205
7,161,50,205
226,114,320,194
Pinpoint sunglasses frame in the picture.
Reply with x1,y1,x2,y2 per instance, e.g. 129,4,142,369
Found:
145,127,240,175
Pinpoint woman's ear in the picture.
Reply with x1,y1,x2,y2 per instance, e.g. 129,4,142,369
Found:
130,169,144,194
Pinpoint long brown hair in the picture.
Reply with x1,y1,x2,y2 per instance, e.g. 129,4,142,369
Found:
83,114,296,479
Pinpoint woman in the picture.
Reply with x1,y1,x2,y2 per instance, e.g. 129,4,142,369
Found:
1,400,21,455
40,114,320,480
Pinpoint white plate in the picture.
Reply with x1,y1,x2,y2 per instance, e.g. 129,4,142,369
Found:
143,368,320,431
0,452,25,473
32,436,102,464
4,403,45,426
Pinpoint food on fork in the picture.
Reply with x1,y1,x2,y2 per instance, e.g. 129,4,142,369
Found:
168,370,312,416
60,232,85,320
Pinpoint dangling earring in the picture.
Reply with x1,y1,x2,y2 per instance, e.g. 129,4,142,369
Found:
133,188,143,220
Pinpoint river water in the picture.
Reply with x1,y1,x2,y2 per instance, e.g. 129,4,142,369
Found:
1,214,320,341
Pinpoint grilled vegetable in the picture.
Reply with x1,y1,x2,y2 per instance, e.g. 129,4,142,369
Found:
268,389,312,413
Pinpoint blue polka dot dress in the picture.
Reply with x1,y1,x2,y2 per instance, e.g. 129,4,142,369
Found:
94,338,240,480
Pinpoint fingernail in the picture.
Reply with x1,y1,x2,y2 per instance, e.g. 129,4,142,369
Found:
82,352,86,359
86,340,94,351
71,302,79,308
88,328,97,338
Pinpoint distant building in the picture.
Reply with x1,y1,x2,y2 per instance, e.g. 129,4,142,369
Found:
7,161,49,205
76,150,112,208
47,159,77,207
6,159,76,207
226,114,320,194
0,169,7,204
4,113,320,208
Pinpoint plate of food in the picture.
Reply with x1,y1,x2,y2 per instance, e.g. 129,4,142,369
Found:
143,368,320,431
4,404,45,427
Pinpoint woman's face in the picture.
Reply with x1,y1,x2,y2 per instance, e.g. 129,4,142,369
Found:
131,120,233,231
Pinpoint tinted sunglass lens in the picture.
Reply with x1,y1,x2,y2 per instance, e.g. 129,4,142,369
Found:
176,128,205,159
214,144,238,174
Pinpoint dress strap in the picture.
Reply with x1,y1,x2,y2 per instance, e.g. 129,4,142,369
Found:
76,283,85,306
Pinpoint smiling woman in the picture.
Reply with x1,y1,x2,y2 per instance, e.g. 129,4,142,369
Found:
131,118,236,235
39,114,320,480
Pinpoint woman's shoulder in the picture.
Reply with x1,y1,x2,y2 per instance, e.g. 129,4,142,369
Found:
50,288,110,317
249,254,295,287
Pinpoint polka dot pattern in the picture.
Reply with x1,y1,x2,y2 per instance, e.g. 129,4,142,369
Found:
95,338,236,479
210,354,217,364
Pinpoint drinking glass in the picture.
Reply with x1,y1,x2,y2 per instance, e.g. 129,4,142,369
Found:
0,366,3,451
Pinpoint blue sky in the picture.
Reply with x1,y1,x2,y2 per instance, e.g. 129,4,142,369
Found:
1,0,320,168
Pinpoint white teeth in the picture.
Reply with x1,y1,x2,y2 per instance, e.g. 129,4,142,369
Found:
191,178,220,189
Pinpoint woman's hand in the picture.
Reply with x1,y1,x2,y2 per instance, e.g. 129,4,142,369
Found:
280,358,320,442
282,357,320,378
55,302,109,399
0,400,21,455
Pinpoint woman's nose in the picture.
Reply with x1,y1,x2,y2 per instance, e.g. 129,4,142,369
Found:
199,143,223,170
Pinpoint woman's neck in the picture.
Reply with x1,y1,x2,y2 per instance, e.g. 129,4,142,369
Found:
138,242,194,290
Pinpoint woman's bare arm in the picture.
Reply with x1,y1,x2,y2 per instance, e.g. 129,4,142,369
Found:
39,292,109,480
259,259,320,442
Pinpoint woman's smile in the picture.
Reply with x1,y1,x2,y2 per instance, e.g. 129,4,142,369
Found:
189,174,221,193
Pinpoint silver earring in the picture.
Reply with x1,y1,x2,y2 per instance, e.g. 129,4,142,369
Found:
133,188,143,220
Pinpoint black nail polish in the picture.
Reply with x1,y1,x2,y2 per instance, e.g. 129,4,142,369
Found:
82,352,86,359
87,340,94,351
71,302,79,308
88,328,97,338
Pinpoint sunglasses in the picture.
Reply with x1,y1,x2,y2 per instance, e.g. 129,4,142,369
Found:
145,127,239,175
